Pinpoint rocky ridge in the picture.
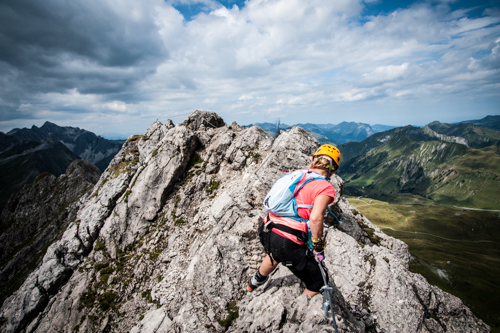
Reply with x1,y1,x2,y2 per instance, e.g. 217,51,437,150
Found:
0,111,489,333
426,121,500,149
422,126,469,147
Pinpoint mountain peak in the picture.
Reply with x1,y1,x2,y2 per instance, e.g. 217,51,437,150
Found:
41,120,57,127
183,110,225,130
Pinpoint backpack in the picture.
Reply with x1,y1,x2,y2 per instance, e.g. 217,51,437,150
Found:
263,169,325,219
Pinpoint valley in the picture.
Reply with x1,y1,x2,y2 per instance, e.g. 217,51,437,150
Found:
348,195,500,332
340,129,500,210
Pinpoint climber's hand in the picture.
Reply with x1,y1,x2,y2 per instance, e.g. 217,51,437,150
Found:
314,250,324,262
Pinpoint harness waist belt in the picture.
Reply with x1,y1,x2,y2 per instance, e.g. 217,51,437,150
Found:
266,221,306,241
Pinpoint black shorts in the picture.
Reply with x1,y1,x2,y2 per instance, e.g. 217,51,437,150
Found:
268,231,327,292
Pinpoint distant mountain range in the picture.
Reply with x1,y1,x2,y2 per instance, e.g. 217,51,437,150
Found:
6,121,123,168
1,115,498,212
249,115,499,146
248,121,396,144
457,115,500,131
0,122,123,211
338,116,500,209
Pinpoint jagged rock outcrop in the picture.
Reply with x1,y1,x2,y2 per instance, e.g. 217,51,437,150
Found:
0,111,489,333
0,159,101,306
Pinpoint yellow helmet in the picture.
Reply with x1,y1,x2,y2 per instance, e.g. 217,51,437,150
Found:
312,144,341,171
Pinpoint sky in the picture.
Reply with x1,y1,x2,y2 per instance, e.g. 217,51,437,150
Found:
0,0,499,138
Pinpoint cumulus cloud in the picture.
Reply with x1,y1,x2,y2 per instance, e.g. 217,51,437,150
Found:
0,0,499,134
104,101,128,112
0,0,165,119
239,94,254,100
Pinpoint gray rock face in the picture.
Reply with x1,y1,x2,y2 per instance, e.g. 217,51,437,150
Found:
0,112,489,333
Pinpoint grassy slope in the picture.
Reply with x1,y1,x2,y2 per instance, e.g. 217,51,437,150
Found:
348,196,500,332
341,140,500,209
429,148,500,208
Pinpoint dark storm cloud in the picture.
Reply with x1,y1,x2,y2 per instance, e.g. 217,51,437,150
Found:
0,0,166,116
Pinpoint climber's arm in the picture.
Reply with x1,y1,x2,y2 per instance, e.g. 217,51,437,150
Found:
309,194,332,240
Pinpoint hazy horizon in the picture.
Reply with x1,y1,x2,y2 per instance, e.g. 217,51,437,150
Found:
2,113,496,140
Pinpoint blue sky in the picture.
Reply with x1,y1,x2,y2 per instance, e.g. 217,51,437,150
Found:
0,0,499,137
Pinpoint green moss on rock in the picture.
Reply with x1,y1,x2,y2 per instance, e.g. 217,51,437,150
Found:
216,300,239,330
188,153,203,168
97,291,118,311
34,172,52,184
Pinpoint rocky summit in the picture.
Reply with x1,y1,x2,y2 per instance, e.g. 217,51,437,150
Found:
0,111,490,333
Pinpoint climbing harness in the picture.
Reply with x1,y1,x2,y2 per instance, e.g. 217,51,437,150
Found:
318,260,339,333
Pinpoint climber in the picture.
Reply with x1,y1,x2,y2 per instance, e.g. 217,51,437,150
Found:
248,144,341,296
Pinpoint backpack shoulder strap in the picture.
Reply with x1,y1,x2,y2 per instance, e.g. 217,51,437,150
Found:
292,171,328,214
